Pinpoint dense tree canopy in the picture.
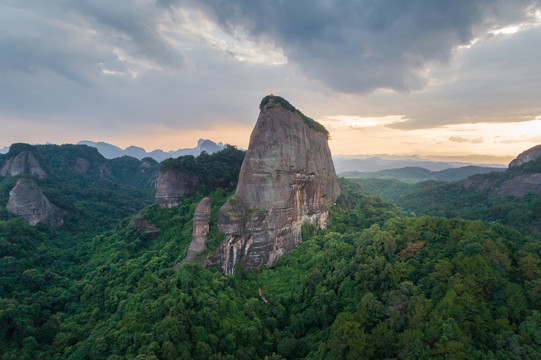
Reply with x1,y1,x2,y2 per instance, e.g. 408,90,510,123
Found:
1,175,539,359
357,161,541,237
160,145,245,194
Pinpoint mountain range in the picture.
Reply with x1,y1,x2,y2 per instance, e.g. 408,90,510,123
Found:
340,165,505,183
77,138,225,161
333,155,505,173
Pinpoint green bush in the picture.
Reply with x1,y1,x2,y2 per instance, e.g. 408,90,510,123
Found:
259,95,329,138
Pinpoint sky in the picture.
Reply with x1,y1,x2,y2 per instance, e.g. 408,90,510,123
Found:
1,0,541,164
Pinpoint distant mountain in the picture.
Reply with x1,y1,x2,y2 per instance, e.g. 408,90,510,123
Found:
76,141,125,159
333,155,505,173
78,138,225,162
356,145,541,235
0,146,9,154
341,165,504,183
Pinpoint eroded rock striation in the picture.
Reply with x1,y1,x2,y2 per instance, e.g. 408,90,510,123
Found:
178,197,211,265
155,170,198,208
509,144,541,168
214,96,340,274
6,178,63,226
0,151,47,179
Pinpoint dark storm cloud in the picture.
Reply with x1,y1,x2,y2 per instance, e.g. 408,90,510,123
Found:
191,0,541,93
1,0,541,145
385,25,541,129
65,0,184,69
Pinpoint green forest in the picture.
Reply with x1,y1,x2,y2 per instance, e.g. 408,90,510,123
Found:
357,157,541,237
1,145,540,359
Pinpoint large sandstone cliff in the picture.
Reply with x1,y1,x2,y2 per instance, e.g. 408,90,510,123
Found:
213,97,340,274
6,178,63,226
155,170,198,208
0,151,47,179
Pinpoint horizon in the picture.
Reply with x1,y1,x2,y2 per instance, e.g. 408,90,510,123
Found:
1,1,540,162
0,137,515,166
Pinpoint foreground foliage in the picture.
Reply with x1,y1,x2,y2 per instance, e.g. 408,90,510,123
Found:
1,178,540,359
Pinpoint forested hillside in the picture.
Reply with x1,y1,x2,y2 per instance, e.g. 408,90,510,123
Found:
357,157,541,236
1,177,540,359
340,165,504,183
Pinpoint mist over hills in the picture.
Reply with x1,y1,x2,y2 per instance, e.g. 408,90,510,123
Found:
77,139,225,161
333,155,505,174
341,165,505,183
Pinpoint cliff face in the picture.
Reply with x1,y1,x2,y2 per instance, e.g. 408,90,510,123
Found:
6,178,63,226
155,170,198,208
0,151,47,179
509,144,541,168
178,197,211,265
215,98,340,274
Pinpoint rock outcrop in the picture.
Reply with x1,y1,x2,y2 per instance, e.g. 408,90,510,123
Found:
463,144,541,198
178,197,211,265
155,170,198,208
493,174,541,197
74,157,91,173
509,144,541,168
6,178,63,226
129,215,161,240
0,151,47,179
213,96,340,274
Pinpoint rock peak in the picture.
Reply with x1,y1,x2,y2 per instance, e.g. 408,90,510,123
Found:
0,150,47,179
509,144,541,168
6,178,63,226
178,197,212,266
213,96,340,274
259,95,330,139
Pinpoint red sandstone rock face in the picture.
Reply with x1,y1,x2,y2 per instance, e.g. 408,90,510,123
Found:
6,178,63,226
178,197,211,265
155,170,197,208
214,101,340,274
509,144,541,168
0,151,47,179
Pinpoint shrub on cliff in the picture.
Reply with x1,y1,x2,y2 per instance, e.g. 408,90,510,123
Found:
259,95,329,138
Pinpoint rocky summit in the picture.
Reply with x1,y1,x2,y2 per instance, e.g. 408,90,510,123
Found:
213,96,340,274
508,144,541,168
6,178,63,226
463,143,541,198
0,150,47,179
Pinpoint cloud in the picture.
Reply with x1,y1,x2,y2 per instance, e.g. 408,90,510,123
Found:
0,1,302,137
384,25,541,129
1,0,540,156
190,0,541,94
449,136,484,144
